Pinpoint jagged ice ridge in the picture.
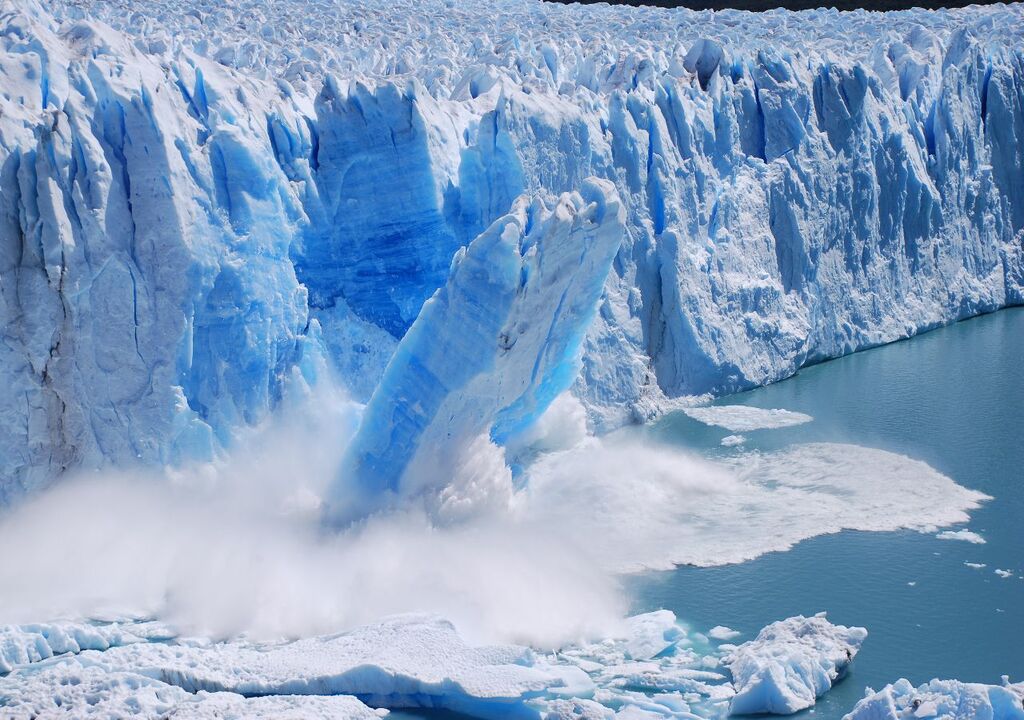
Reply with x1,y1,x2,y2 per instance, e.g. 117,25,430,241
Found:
0,0,1022,501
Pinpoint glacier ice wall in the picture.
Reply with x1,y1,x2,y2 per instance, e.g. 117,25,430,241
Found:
329,180,623,522
1,0,1023,499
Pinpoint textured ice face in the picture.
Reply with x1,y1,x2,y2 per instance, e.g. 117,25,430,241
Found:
328,180,624,522
843,678,1024,720
2,0,1023,497
724,613,867,715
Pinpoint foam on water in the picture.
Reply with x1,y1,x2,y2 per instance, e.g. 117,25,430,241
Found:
521,436,988,571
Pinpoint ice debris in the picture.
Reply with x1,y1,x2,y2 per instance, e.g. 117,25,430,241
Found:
935,529,986,544
843,678,1024,720
724,613,866,715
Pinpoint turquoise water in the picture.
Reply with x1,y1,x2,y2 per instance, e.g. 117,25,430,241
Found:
392,309,1023,720
632,307,1024,717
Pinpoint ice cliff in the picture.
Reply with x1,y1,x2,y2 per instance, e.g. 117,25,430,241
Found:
1,0,1023,500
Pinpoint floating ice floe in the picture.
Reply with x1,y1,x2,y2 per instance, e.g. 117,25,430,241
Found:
720,435,746,448
0,611,873,719
935,529,986,544
964,562,988,569
724,613,866,716
708,627,742,642
843,678,1024,720
682,407,813,433
995,569,1015,579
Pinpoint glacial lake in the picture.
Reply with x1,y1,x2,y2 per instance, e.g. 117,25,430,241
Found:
393,308,1023,720
632,307,1024,717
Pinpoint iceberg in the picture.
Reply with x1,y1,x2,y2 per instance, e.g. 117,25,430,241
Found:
1,0,1022,495
724,613,867,715
843,678,1024,720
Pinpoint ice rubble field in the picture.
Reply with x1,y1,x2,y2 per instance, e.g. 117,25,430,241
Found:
0,613,1021,719
0,612,870,719
1,0,1024,716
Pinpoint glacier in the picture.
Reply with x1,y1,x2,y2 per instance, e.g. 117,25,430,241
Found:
1,0,1023,716
0,0,1022,500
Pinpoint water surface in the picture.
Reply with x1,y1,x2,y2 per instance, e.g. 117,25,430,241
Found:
632,308,1024,717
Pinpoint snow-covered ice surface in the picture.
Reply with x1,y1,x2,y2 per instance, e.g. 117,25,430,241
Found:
0,619,176,673
0,615,581,719
1,0,1023,497
725,613,866,715
683,406,813,432
843,678,1024,720
0,611,880,718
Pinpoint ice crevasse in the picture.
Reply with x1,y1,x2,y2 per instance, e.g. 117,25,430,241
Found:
1,0,1023,500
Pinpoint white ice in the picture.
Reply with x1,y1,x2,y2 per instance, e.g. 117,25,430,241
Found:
935,529,986,544
682,407,813,433
725,613,867,716
707,627,742,642
843,678,1024,720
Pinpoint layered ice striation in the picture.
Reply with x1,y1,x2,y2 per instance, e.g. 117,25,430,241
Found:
2,0,1024,498
329,180,623,520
